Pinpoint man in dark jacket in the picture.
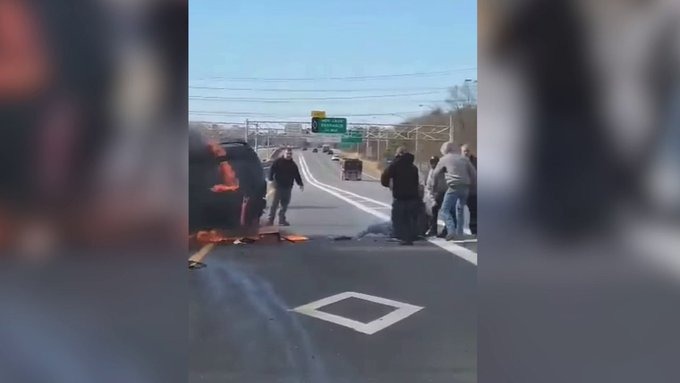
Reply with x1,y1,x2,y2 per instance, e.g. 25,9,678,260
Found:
267,149,303,226
380,147,420,245
461,144,477,235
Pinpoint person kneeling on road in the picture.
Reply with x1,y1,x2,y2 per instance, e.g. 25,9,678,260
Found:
267,148,303,226
380,147,421,246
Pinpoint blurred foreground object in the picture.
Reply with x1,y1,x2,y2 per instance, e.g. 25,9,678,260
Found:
483,0,680,236
0,0,187,253
0,1,187,383
480,0,680,382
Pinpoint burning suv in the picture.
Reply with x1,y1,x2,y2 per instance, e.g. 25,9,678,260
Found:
189,130,267,234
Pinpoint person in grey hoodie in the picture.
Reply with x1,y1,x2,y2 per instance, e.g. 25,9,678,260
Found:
425,156,449,237
432,142,477,239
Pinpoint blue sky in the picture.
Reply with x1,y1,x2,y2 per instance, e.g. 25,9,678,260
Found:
190,0,477,124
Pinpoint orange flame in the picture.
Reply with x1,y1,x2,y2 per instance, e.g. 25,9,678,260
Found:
195,230,238,244
208,142,226,157
211,185,239,192
211,162,240,192
208,142,240,193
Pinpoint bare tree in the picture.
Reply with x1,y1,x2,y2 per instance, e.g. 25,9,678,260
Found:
446,79,478,109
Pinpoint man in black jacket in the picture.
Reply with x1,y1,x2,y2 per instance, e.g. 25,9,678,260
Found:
267,148,303,226
380,147,421,245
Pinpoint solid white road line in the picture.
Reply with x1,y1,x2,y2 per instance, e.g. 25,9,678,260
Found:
304,155,392,208
298,155,477,265
298,155,390,221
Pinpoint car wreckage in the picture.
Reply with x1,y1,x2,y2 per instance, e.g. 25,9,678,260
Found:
189,129,267,235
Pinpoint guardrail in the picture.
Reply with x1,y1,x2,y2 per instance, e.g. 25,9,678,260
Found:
269,148,283,160
257,147,283,161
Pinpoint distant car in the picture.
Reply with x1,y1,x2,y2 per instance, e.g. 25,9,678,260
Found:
327,149,334,155
312,148,318,153
331,155,340,161
302,147,308,151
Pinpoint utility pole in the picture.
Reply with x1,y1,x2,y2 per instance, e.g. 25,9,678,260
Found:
245,119,249,143
365,127,370,158
414,126,420,163
254,123,259,150
377,138,381,163
449,113,454,142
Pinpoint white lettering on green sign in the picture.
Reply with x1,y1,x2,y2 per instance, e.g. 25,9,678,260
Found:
312,117,347,133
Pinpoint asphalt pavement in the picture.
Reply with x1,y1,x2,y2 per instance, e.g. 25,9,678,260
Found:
189,150,478,383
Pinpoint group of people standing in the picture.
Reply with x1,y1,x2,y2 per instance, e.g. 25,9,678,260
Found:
426,142,477,240
381,142,477,245
267,144,477,244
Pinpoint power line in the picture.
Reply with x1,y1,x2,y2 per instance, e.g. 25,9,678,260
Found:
189,110,426,117
189,91,444,102
190,98,288,104
194,68,477,82
189,99,445,105
189,85,452,93
345,111,425,117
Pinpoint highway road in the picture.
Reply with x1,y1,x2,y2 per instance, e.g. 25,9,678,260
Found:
189,150,478,383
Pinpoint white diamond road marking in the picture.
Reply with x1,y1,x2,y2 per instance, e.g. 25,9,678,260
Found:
290,292,424,335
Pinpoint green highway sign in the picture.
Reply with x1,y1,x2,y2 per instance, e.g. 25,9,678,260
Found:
341,130,363,143
341,136,362,143
311,117,347,134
